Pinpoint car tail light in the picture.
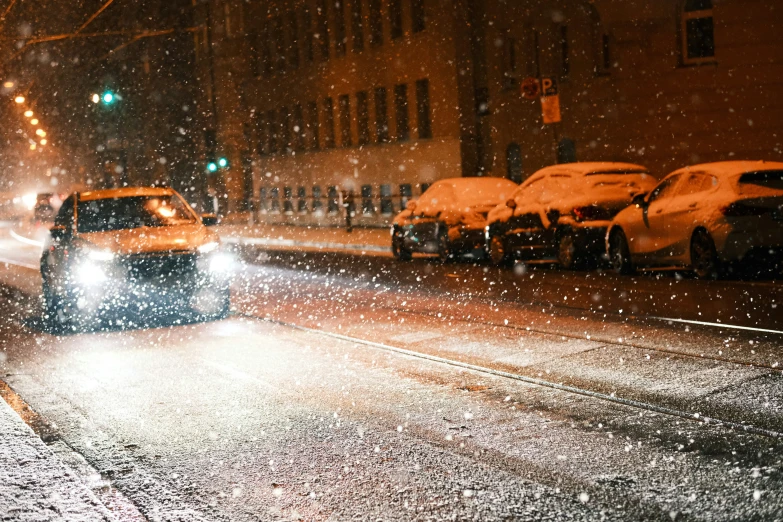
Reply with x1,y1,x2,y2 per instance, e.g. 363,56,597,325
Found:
572,205,612,222
720,203,770,217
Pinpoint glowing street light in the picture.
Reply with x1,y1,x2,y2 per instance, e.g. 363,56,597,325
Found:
91,93,100,104
24,110,33,117
40,139,47,145
29,143,36,150
3,81,14,89
30,118,38,125
14,96,24,104
35,129,46,137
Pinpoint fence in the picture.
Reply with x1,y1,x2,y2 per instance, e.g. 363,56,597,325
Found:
255,183,432,227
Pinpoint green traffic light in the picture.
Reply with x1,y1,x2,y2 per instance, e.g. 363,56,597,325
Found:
218,158,228,168
207,162,218,172
102,92,114,104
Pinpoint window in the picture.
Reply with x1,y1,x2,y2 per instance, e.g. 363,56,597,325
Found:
280,106,292,154
248,31,261,77
502,36,518,90
351,0,364,52
317,0,330,60
556,138,576,164
415,79,432,139
356,91,370,145
369,0,382,46
266,110,278,154
411,0,425,33
560,25,570,78
287,11,300,69
678,173,718,195
308,101,320,150
323,97,336,148
255,112,268,156
338,94,352,147
261,26,273,77
293,104,305,151
682,0,715,64
506,143,523,183
333,0,346,56
374,87,389,143
272,17,286,72
390,0,403,39
648,174,682,203
602,33,611,71
394,84,409,141
302,8,315,62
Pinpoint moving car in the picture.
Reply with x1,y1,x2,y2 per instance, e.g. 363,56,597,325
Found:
607,161,783,278
33,192,55,222
485,162,656,268
41,187,231,328
391,177,517,261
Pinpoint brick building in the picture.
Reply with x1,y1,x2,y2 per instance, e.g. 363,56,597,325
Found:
194,0,783,221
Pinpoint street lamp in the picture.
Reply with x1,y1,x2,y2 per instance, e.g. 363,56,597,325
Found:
14,96,24,104
30,118,38,125
91,93,100,104
24,110,33,117
36,129,46,137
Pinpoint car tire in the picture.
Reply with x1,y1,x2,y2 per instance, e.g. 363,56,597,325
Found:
557,230,579,270
391,229,412,261
691,229,720,279
437,228,453,263
609,229,634,275
487,233,510,266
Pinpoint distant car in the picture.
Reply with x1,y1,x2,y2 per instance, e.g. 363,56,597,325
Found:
41,187,231,328
485,163,657,268
391,177,518,261
607,161,783,278
33,192,55,222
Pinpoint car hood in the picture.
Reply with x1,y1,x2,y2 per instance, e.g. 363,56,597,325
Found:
79,224,217,255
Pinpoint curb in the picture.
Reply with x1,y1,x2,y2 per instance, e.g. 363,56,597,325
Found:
221,235,390,254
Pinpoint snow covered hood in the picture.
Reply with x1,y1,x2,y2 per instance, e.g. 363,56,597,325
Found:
79,224,218,256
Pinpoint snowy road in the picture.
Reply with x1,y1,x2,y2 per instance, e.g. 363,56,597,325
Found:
1,226,783,520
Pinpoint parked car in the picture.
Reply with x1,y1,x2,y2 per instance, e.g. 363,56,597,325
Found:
485,162,657,268
41,187,232,329
607,161,783,278
391,177,518,261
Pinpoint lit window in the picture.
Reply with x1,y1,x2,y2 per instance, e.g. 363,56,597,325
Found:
682,0,715,64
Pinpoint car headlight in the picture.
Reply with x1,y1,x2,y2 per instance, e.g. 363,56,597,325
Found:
75,261,108,285
208,252,233,273
198,241,220,254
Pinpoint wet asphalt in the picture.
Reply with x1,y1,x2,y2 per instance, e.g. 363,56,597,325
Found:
1,232,783,520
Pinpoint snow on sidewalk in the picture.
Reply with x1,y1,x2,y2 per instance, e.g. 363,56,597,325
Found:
218,223,391,254
0,398,112,522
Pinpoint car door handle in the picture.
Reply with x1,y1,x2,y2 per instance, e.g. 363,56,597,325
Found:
655,209,663,214
689,203,698,208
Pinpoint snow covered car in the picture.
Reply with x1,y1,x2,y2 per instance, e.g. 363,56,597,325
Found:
391,177,518,261
40,187,232,328
607,161,783,278
484,162,657,268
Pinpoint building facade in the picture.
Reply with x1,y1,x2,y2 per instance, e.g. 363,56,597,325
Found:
196,0,783,221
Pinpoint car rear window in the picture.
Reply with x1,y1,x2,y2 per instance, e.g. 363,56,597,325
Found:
77,195,197,233
738,170,783,190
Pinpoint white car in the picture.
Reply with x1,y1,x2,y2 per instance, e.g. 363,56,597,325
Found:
391,177,518,261
607,161,783,278
484,163,657,268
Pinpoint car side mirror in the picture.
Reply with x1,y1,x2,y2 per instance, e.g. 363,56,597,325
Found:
406,200,417,211
506,199,517,210
201,213,220,227
632,193,648,207
49,225,68,241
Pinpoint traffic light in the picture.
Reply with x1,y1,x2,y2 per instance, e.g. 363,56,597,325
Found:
218,157,228,168
102,92,115,104
207,161,218,173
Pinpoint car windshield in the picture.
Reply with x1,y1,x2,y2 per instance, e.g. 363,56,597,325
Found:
77,195,197,233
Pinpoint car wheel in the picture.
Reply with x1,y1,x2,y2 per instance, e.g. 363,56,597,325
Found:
437,228,453,263
557,230,578,270
487,234,509,266
609,229,634,275
691,229,720,279
391,230,412,261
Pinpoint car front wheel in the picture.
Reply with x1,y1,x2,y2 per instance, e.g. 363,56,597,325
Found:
487,233,509,266
437,228,453,263
391,229,412,261
609,229,634,275
691,229,720,279
557,230,578,270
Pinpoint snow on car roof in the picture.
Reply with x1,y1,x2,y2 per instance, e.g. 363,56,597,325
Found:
78,186,176,201
534,162,649,177
434,176,518,204
671,160,783,178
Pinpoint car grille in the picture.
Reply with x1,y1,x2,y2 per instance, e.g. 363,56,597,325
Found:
122,250,198,284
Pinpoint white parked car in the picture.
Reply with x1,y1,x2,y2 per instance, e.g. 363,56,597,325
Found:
607,161,783,278
484,163,657,268
391,177,518,261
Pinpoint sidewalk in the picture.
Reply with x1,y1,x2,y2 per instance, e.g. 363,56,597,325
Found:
217,223,392,255
0,397,112,521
